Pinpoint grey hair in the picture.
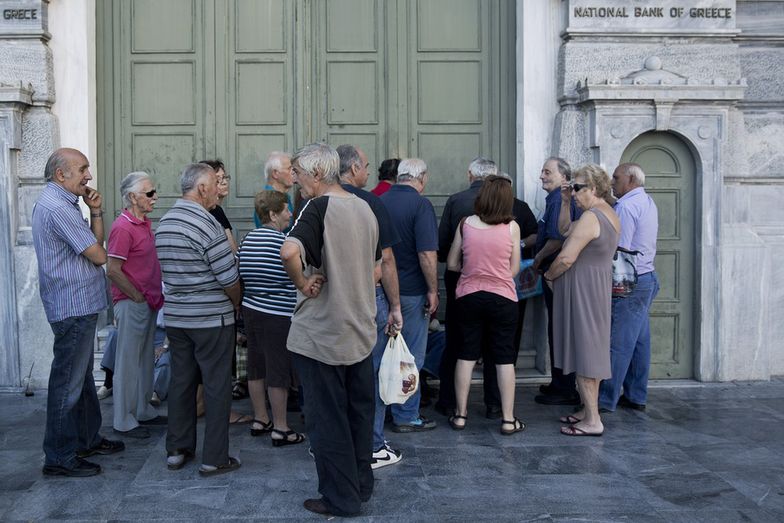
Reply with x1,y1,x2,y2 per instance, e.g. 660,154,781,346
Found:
336,144,361,177
292,143,340,184
545,156,572,181
616,162,646,186
397,158,428,182
497,171,512,181
120,171,151,207
180,162,215,195
44,149,71,181
468,157,497,179
264,151,290,181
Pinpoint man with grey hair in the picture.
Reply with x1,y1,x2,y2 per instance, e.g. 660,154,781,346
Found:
107,172,166,439
435,157,538,418
33,148,125,477
381,158,439,432
533,156,581,406
156,162,242,476
282,143,383,517
254,151,294,228
599,162,659,412
337,144,405,468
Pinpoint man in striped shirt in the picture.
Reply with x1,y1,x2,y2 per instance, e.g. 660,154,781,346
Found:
32,148,125,477
155,162,242,476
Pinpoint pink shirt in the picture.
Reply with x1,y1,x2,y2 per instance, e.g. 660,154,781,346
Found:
456,220,517,302
108,210,164,309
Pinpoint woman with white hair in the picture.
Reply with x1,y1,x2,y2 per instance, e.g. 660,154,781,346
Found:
107,171,166,439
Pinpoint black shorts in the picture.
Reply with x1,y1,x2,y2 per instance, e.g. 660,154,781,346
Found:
456,291,519,365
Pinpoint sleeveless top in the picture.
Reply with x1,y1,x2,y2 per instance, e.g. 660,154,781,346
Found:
456,219,517,302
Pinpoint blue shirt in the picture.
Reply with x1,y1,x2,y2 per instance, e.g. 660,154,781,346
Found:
535,188,581,269
253,184,293,231
32,182,108,323
380,184,438,295
614,187,658,275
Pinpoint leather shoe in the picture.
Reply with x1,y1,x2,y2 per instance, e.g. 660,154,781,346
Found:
534,394,581,406
43,458,101,477
114,426,150,439
76,438,125,458
538,383,557,395
303,498,332,516
139,416,168,425
485,405,502,419
618,395,646,411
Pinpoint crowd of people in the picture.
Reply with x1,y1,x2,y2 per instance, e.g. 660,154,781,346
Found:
31,144,659,517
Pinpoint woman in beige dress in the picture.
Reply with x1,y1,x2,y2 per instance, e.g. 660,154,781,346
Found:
543,164,619,437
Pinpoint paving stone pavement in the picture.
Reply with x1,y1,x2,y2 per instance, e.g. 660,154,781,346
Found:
1,380,784,522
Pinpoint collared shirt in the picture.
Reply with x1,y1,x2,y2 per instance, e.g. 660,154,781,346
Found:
341,183,400,249
253,184,293,230
155,199,239,328
32,182,107,323
107,209,163,309
535,188,581,270
380,184,438,296
614,187,658,275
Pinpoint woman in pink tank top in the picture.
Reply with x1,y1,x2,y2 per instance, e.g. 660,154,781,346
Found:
446,176,524,435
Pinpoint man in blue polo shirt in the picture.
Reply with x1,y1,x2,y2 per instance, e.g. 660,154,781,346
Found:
381,158,440,433
32,148,125,477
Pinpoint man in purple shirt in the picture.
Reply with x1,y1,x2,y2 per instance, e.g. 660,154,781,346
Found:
32,148,125,477
599,163,660,412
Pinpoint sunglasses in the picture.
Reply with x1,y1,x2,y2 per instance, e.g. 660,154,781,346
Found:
142,189,157,198
571,183,589,192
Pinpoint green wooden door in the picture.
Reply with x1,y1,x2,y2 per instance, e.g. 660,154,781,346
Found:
98,0,515,231
621,132,695,379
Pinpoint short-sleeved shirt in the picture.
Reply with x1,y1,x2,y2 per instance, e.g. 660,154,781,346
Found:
535,188,581,271
155,198,239,328
210,205,232,230
380,184,438,295
238,226,297,316
615,187,658,275
285,194,381,366
107,209,163,309
341,184,400,249
31,182,108,323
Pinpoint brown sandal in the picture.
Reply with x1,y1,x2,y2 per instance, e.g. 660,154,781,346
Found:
500,418,525,435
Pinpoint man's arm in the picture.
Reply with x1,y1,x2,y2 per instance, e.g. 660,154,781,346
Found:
82,187,107,265
532,239,562,271
281,240,325,298
418,250,439,315
380,247,403,334
437,199,454,262
223,280,242,309
107,257,145,303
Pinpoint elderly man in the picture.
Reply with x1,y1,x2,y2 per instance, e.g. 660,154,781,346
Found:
155,163,242,476
435,157,538,418
107,172,166,439
336,144,404,468
532,157,581,406
381,158,439,432
32,148,125,477
282,143,381,517
599,163,659,412
254,151,294,228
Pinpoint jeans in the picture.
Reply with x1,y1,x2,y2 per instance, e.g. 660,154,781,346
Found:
371,287,389,450
43,314,103,467
599,272,660,410
391,294,429,424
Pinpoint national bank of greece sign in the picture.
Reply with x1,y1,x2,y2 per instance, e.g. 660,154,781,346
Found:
567,0,736,36
0,0,48,39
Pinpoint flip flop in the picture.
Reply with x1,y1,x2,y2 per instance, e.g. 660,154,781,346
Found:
559,414,582,424
229,413,253,425
560,425,603,437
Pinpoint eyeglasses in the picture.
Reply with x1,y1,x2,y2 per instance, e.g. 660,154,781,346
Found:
142,189,157,198
571,183,588,192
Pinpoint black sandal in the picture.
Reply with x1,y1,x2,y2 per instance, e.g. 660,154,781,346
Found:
500,417,525,436
232,382,248,400
271,428,305,447
448,413,467,431
250,419,273,437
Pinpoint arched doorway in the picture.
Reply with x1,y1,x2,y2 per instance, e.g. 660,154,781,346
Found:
621,132,696,379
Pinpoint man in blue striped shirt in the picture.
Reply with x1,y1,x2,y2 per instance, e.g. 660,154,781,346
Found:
32,148,125,478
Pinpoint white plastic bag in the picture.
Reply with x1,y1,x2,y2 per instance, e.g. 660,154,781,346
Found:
378,334,419,405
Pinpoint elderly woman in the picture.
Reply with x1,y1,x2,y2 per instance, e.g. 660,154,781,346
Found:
238,190,304,446
544,164,620,437
107,172,165,438
446,175,523,435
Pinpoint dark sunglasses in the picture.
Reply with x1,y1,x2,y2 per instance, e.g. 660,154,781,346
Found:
571,183,588,192
142,189,157,198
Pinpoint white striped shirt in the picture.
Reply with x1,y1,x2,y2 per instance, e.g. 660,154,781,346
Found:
237,227,296,316
155,199,239,329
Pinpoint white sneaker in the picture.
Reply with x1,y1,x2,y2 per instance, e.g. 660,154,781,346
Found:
97,385,112,400
371,443,402,469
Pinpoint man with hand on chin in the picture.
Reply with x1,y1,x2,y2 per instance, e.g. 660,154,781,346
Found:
33,148,125,477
